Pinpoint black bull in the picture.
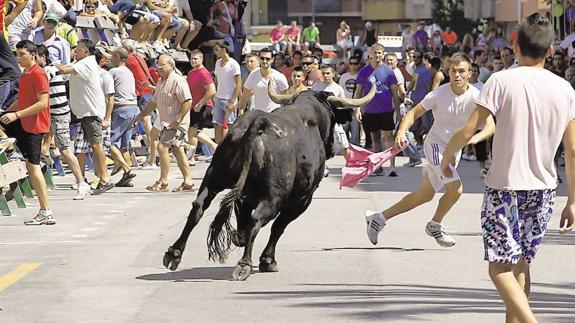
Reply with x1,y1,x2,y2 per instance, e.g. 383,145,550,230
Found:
163,86,375,281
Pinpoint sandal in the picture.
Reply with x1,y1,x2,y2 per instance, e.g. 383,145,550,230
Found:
172,182,196,192
146,181,169,192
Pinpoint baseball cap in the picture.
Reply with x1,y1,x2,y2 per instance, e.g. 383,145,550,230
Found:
44,12,60,23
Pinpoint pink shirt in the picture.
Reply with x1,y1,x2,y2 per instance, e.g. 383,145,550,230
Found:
477,66,575,190
270,26,285,43
216,1,235,35
152,72,193,128
286,26,300,41
187,66,214,108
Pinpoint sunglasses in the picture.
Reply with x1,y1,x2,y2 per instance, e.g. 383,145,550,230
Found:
85,5,96,9
260,57,272,61
302,62,313,66
349,62,359,65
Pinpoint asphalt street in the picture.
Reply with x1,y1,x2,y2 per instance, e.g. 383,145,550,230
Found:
1,156,574,323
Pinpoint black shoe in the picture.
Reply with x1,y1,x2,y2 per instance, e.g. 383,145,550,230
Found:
116,171,136,187
388,170,398,177
91,181,115,195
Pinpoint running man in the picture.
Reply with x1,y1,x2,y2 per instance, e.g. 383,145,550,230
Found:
366,52,494,247
441,14,575,322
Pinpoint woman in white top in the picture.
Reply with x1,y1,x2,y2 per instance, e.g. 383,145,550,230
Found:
336,21,353,59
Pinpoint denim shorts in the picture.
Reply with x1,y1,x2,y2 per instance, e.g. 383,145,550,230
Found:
110,105,138,151
481,187,556,265
212,97,236,126
152,10,181,29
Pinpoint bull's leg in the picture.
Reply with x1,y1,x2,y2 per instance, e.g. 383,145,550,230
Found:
232,200,279,281
163,185,220,271
232,201,253,248
259,200,312,273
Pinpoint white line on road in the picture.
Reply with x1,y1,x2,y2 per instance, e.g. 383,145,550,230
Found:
71,234,88,238
93,222,108,225
80,228,99,232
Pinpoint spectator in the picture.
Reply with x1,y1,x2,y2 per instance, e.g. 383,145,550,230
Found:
8,0,43,49
401,25,413,58
0,33,19,109
551,50,567,77
301,54,322,88
212,41,241,143
336,20,352,58
565,66,575,83
430,54,450,90
55,39,114,194
492,55,504,73
1,40,53,225
430,30,442,56
36,44,90,200
273,52,288,75
282,50,301,82
441,26,457,48
125,0,161,45
241,52,259,82
32,12,71,64
2,0,27,34
288,66,306,95
172,0,201,52
404,49,430,162
134,54,195,192
238,48,289,114
105,48,138,187
361,21,376,48
355,43,399,176
461,33,474,55
212,0,237,54
473,48,490,83
270,20,286,54
500,46,516,69
302,21,320,49
469,63,484,91
340,55,362,145
186,49,217,165
145,0,178,51
413,23,428,51
285,20,300,52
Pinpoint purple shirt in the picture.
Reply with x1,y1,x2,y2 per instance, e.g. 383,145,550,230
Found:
413,30,428,49
356,64,397,114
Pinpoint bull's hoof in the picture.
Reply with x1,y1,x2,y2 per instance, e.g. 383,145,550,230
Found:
163,247,182,271
232,264,252,281
258,260,279,273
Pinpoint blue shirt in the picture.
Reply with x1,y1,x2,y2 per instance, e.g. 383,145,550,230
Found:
356,64,397,114
411,65,432,104
32,29,71,65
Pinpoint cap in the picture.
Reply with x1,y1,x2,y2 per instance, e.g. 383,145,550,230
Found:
44,12,60,23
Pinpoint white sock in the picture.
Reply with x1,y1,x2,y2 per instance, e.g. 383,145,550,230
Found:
429,220,441,226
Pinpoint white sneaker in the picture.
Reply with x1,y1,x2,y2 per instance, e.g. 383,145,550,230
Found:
425,221,456,247
366,210,386,245
74,182,91,200
480,167,489,178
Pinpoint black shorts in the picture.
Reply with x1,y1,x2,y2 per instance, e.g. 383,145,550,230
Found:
1,117,45,165
189,105,213,130
362,112,395,133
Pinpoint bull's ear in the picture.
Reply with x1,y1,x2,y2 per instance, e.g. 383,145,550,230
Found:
327,83,376,108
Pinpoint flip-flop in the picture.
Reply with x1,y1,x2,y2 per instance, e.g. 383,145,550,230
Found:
172,182,196,192
146,181,168,192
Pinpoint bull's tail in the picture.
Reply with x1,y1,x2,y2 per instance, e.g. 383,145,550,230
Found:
207,117,268,263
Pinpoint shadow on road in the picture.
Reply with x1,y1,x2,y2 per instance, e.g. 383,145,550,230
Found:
234,282,575,321
136,267,251,282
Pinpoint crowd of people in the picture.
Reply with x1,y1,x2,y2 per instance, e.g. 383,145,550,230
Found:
0,2,574,320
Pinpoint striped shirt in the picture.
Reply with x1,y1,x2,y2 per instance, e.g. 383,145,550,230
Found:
152,71,192,129
44,65,70,116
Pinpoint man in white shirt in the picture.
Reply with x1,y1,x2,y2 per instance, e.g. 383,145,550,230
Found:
339,55,361,145
441,14,575,322
56,39,113,194
366,53,493,249
238,48,289,114
213,41,241,143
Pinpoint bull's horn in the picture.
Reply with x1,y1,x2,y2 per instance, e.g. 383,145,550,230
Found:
327,82,376,107
268,81,295,105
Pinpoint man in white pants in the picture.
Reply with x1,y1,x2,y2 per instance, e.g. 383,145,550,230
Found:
365,52,494,247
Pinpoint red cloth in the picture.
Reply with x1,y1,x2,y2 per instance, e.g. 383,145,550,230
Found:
126,53,153,96
270,26,285,43
187,67,214,108
340,144,405,189
18,64,50,133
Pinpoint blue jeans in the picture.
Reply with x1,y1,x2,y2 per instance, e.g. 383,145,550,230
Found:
109,0,135,15
212,97,236,126
110,105,139,151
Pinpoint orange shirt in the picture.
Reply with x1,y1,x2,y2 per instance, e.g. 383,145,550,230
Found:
441,31,458,46
19,64,50,133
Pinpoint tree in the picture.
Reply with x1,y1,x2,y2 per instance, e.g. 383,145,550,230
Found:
431,0,476,36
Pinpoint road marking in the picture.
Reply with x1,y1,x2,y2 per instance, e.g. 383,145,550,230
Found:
0,263,41,293
80,227,98,232
72,234,88,239
93,222,108,225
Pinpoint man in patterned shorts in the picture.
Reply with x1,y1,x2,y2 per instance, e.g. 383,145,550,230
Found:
441,13,575,323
